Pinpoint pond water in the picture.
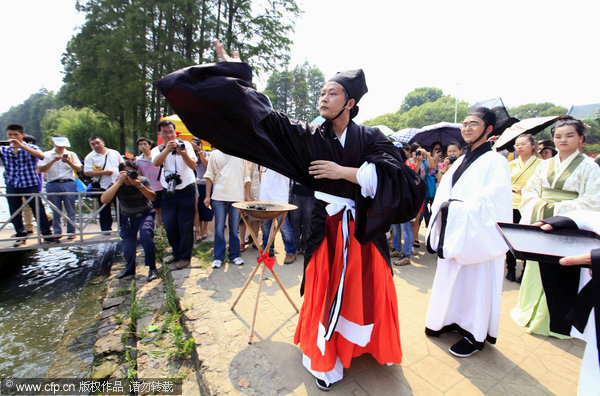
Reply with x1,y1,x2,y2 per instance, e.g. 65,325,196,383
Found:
0,168,117,378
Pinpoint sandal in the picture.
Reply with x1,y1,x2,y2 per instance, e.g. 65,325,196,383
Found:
240,242,246,252
413,240,421,248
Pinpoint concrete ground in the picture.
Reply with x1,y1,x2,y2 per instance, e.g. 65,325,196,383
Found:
175,225,584,395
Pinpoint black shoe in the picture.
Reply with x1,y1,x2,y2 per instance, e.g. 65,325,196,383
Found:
506,269,516,282
147,268,158,281
116,269,135,279
44,236,61,243
449,337,478,358
315,378,331,391
13,238,26,247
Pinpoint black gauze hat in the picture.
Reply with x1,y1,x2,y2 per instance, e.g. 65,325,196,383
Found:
467,107,496,129
328,69,368,119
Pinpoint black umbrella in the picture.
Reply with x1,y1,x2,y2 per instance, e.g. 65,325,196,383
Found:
470,98,519,136
408,122,465,149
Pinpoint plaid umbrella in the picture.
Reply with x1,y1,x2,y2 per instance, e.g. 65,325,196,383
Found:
391,128,421,143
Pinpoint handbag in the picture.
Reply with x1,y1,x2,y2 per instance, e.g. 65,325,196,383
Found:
86,154,108,196
425,173,437,199
74,177,87,193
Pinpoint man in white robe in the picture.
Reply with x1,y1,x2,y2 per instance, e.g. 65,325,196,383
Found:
425,107,512,357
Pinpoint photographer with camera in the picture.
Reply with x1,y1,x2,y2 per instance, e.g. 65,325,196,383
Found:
0,124,55,246
151,120,197,269
437,142,463,183
101,161,157,280
37,135,82,239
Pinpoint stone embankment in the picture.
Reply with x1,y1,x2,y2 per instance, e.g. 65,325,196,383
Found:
91,253,202,394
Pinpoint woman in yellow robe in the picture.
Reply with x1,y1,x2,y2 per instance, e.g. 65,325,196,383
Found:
506,133,542,282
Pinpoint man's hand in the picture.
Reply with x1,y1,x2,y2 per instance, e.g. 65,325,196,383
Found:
309,160,346,180
117,171,128,184
128,176,142,189
9,139,23,149
203,196,211,208
214,39,241,62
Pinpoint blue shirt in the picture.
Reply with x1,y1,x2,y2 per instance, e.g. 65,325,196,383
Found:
0,143,42,188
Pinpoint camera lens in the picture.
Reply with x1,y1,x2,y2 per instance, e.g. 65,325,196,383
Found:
126,170,138,179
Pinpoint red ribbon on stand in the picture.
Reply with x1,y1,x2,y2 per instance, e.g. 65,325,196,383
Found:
257,249,275,270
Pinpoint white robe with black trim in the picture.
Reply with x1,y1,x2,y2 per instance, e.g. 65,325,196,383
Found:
425,150,512,344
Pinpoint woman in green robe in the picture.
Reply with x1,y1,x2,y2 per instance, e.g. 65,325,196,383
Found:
511,116,600,337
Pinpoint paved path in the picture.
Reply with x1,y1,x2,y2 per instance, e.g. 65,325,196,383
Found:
174,227,583,395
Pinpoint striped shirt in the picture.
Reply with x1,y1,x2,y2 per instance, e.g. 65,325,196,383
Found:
136,154,163,191
0,143,42,188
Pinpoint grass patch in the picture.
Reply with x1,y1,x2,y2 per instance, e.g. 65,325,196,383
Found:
127,280,148,332
154,225,169,263
171,324,195,359
114,286,131,297
192,241,214,269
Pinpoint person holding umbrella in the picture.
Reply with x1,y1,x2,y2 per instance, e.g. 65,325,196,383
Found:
156,40,426,390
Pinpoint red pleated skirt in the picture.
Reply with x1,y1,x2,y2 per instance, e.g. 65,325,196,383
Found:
294,213,402,374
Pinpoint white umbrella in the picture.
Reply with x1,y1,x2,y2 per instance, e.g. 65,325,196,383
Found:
494,116,560,150
374,124,395,137
391,128,421,143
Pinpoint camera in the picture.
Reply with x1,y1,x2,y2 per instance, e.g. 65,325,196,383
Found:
0,141,11,146
62,154,69,159
171,139,186,155
449,156,458,164
126,170,138,179
416,149,422,157
191,137,201,146
164,172,182,194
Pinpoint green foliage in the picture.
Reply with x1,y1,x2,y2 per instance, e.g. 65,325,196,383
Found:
399,87,444,113
397,96,469,129
509,102,567,119
124,348,137,381
154,226,169,263
160,264,181,316
583,118,600,144
40,106,120,159
0,89,62,145
128,280,148,332
61,0,301,154
364,93,469,131
583,143,600,155
264,61,325,121
171,324,194,358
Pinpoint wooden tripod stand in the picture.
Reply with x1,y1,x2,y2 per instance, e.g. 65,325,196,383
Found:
231,202,300,344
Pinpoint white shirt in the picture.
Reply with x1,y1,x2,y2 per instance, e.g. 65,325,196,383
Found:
204,150,250,202
39,149,82,182
259,168,290,203
84,148,123,189
150,141,197,190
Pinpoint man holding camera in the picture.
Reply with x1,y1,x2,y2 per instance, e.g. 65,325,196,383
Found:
151,120,197,269
37,135,82,239
0,124,55,246
101,161,157,280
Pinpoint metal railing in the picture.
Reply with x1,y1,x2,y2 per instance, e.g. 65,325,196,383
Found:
0,188,121,247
